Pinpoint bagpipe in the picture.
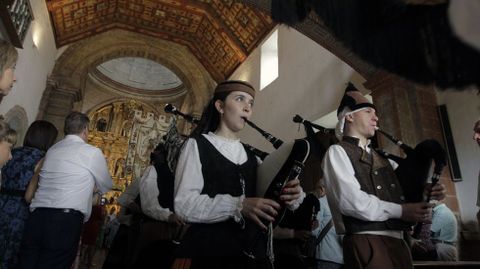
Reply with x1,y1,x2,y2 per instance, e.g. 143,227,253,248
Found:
164,103,200,124
244,118,284,150
375,128,446,203
162,116,185,173
375,128,447,240
255,139,309,227
277,115,337,231
243,114,342,260
247,114,339,232
292,114,338,191
241,118,310,259
264,115,338,262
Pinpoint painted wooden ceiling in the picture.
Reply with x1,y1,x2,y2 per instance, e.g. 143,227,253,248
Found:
46,0,275,81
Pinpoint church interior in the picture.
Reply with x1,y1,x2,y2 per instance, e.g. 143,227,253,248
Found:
1,0,480,268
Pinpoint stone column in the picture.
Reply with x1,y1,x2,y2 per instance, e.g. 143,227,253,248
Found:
38,79,82,139
110,102,124,136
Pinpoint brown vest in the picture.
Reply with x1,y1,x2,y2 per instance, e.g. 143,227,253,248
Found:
339,136,411,233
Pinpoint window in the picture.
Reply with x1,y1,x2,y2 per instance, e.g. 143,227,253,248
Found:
260,29,278,90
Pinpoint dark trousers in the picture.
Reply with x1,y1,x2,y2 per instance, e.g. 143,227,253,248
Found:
18,208,84,269
343,234,413,269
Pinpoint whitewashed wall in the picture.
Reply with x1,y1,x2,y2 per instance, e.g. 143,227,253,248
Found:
437,88,480,229
0,0,58,124
230,25,365,152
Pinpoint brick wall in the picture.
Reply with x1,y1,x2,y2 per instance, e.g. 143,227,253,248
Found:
365,71,460,215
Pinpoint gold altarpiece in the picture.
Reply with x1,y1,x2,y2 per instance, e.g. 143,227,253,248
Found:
87,99,174,214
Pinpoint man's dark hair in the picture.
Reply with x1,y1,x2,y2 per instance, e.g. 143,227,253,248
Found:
64,111,90,135
24,120,58,152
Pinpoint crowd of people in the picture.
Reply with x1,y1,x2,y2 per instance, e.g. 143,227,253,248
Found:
0,38,475,269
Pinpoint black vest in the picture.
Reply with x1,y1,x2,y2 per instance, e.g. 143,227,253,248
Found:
177,135,263,257
339,136,411,233
197,135,257,198
154,162,174,211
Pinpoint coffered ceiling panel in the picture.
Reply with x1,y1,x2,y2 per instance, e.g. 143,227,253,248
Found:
46,0,275,81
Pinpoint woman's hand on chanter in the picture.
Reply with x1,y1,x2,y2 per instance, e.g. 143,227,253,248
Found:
241,198,280,230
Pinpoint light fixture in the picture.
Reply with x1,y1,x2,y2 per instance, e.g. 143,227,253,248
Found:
32,21,41,49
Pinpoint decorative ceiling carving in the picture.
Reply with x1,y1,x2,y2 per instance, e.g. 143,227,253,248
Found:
45,0,275,81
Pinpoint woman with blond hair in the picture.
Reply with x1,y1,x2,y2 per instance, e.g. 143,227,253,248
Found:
0,40,18,97
0,120,56,269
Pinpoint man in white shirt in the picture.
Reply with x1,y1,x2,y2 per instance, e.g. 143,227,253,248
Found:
19,111,112,269
322,83,445,269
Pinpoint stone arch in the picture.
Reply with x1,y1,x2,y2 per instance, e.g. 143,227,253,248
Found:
53,30,214,107
40,29,216,129
4,105,29,145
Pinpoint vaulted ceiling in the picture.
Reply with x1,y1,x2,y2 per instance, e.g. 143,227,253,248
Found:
45,0,275,82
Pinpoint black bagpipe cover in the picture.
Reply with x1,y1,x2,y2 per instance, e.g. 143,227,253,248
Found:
256,138,310,227
387,139,447,203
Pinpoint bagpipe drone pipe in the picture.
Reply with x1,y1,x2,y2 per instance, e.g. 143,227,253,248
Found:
163,104,193,173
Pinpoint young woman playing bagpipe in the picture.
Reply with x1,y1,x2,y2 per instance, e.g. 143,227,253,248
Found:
172,80,305,269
